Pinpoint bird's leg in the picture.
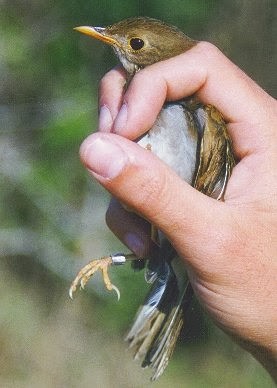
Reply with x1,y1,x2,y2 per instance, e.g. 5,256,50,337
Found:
69,253,137,300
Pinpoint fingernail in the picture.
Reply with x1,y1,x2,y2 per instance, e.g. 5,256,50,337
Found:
99,105,113,132
80,135,129,179
113,103,127,133
124,232,145,257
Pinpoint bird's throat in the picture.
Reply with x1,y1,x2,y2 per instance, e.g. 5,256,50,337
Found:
113,46,140,75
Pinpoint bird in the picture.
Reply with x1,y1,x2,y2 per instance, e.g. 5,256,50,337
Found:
69,17,236,381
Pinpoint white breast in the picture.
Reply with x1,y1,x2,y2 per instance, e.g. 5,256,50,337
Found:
137,103,198,184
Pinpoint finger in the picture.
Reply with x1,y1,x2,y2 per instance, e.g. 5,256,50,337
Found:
111,42,276,146
98,66,126,132
80,132,230,265
106,198,154,258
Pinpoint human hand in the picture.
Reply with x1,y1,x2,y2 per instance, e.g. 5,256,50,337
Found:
79,42,277,379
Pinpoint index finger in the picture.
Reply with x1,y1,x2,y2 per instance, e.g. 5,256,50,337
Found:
99,42,276,144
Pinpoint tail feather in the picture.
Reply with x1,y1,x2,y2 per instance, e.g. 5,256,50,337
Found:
149,308,184,381
125,259,171,344
132,311,166,361
125,258,193,380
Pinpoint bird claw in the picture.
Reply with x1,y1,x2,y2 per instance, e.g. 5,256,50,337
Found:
69,256,120,300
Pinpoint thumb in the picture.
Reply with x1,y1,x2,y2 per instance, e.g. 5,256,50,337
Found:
80,132,229,262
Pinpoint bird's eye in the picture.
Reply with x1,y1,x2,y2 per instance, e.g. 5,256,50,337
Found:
129,38,145,50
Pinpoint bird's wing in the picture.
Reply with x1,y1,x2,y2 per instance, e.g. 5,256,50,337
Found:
191,104,236,199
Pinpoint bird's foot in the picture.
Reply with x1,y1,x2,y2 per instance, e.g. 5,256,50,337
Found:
69,253,136,301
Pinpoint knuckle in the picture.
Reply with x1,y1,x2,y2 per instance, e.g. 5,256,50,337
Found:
99,66,126,95
130,69,146,89
98,71,113,94
132,66,155,87
197,41,218,53
196,41,222,62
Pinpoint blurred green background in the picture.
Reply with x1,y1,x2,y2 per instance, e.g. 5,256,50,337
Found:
0,0,276,387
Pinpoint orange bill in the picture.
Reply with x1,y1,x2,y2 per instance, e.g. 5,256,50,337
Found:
74,26,116,46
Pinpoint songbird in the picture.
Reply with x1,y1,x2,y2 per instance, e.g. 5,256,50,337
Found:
70,17,235,381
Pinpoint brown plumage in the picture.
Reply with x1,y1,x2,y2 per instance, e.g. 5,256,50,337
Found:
105,17,195,68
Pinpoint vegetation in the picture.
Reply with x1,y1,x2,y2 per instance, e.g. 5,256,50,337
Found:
0,1,275,386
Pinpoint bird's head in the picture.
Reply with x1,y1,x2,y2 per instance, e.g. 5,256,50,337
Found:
75,17,196,75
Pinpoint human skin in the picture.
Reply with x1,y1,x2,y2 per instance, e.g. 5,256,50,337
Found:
79,42,277,380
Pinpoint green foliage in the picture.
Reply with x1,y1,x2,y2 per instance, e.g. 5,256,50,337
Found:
0,1,275,386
